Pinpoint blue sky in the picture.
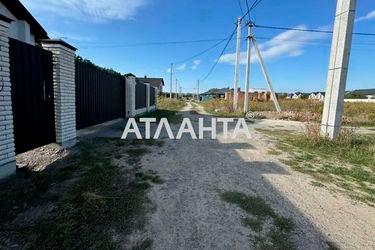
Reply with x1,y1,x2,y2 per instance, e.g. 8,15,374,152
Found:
21,0,375,93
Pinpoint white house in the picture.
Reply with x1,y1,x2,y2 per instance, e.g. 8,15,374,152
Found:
309,92,325,101
0,1,48,45
286,92,303,99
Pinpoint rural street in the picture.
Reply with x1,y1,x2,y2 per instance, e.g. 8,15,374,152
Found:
132,102,375,249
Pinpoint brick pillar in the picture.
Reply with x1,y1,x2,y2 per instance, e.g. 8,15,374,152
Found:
125,75,136,117
41,40,77,148
0,15,16,179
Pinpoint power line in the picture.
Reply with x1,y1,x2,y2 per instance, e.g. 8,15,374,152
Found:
78,38,227,49
254,24,375,36
240,0,264,20
200,27,237,82
173,37,230,64
237,0,244,15
245,0,251,21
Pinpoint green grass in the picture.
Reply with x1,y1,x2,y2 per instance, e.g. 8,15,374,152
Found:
256,128,375,205
221,191,295,249
157,96,185,111
139,109,182,123
268,148,283,156
139,96,185,123
0,138,164,249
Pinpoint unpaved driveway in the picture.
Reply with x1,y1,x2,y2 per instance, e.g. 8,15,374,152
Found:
137,102,374,249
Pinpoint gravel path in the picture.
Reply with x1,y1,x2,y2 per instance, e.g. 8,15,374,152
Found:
137,103,375,250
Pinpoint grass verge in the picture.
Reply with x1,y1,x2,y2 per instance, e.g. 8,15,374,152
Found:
256,128,375,205
0,138,164,249
140,96,185,123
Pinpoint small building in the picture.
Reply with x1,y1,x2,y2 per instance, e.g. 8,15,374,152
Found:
136,77,165,93
201,88,230,101
225,88,277,102
0,1,49,45
309,92,325,101
286,92,303,99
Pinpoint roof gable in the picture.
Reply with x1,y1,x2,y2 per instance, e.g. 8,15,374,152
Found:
136,78,165,88
2,0,48,41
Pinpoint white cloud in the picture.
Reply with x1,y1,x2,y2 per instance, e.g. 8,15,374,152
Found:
219,25,327,65
176,63,187,71
20,0,148,23
191,60,201,70
356,10,375,22
193,60,201,66
49,30,95,42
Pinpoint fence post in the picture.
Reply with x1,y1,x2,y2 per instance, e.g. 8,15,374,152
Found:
41,39,77,148
155,88,159,108
146,83,150,113
125,75,136,117
0,15,16,179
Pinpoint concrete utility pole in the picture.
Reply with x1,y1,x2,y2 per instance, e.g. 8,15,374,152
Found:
197,80,200,101
321,0,356,139
233,17,242,111
252,38,281,113
244,24,253,113
175,79,178,99
169,63,173,99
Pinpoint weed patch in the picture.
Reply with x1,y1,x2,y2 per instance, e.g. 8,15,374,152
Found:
202,99,375,127
221,191,295,249
257,128,375,205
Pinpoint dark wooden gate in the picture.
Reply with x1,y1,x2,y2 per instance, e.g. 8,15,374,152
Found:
76,61,125,130
9,38,55,154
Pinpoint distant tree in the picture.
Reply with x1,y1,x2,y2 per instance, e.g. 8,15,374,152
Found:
278,93,288,99
75,55,123,76
345,92,365,99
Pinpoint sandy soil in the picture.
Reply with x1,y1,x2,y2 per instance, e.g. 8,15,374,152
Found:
138,102,375,250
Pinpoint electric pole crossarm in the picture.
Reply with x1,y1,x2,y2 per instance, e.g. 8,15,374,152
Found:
252,38,282,113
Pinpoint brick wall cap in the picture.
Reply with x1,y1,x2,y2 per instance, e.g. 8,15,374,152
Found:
40,39,77,51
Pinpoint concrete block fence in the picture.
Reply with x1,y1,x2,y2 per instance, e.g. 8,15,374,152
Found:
0,28,157,179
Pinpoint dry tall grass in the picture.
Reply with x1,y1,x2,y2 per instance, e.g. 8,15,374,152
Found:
202,98,375,127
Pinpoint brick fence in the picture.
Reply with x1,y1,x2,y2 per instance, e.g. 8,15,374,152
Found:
0,16,16,179
0,30,158,180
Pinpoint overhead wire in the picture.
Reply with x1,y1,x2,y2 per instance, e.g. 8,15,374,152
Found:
254,24,375,36
78,38,228,49
198,0,264,82
173,37,230,65
200,27,237,82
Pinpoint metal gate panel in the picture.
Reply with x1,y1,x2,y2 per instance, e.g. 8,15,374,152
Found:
9,38,55,154
75,61,125,130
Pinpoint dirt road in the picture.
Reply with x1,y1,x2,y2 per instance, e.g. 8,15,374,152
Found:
135,102,375,249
